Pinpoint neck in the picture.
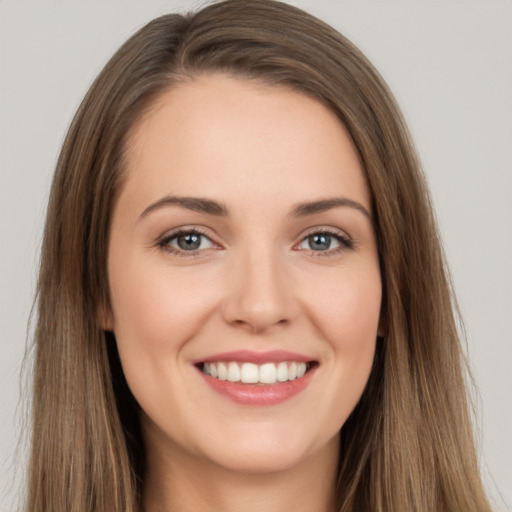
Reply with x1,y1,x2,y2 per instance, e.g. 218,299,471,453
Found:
142,433,339,512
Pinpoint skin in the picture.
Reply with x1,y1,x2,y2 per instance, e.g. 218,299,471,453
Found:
105,74,382,512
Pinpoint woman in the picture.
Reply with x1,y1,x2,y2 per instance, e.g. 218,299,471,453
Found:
27,1,492,510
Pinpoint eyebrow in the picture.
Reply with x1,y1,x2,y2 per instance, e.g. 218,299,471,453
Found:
139,195,371,220
140,196,229,219
290,198,371,220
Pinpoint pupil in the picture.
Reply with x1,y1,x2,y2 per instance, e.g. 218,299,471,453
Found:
309,234,330,250
178,233,201,250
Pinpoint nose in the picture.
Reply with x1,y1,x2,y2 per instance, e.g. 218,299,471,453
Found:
221,244,297,334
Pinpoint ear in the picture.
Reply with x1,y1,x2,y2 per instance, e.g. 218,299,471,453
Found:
377,312,387,339
97,301,114,332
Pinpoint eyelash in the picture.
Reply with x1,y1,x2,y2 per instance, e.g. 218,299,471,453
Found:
157,228,214,257
156,228,353,257
297,229,353,256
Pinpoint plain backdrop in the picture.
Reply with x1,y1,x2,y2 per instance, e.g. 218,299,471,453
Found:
0,1,511,511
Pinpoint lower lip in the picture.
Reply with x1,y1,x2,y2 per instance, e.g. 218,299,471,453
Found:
198,367,316,406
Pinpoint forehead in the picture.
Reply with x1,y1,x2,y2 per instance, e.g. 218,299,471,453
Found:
121,73,370,215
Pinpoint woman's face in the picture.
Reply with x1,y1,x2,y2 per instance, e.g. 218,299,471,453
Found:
106,74,382,475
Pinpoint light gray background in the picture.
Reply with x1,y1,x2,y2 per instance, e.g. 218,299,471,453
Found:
1,1,510,511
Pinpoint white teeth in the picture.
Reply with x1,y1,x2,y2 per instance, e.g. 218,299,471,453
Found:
240,363,259,383
201,360,312,384
227,362,241,382
217,362,227,381
288,362,297,380
259,363,277,384
276,362,288,382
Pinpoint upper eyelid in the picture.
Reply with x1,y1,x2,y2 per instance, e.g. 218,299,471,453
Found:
297,230,352,247
157,225,351,238
157,225,349,238
158,226,216,242
298,225,351,240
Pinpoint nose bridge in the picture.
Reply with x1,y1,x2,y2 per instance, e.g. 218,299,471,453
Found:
222,236,295,333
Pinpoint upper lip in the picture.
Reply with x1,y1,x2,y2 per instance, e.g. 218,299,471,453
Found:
193,350,315,365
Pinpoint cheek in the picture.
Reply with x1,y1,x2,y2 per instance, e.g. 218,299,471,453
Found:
305,263,381,405
108,259,219,355
280,261,382,442
308,265,382,350
107,261,221,418
327,277,380,410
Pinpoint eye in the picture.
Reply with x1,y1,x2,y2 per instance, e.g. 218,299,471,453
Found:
158,229,215,254
296,231,352,253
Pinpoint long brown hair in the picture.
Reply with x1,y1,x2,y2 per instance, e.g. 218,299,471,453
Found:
27,1,491,510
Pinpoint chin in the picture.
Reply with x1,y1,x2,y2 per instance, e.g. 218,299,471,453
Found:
195,423,340,476
206,445,313,475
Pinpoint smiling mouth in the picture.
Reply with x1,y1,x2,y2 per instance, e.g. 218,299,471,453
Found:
197,361,317,385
